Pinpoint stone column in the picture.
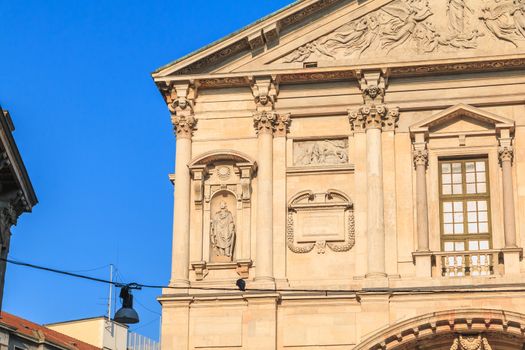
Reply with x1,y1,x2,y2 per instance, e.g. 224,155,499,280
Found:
349,71,399,279
366,124,386,278
413,147,429,251
164,82,198,287
170,114,197,286
273,114,291,286
499,145,517,248
253,111,277,284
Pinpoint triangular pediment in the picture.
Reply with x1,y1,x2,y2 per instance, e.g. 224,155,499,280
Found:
153,0,525,79
410,104,515,134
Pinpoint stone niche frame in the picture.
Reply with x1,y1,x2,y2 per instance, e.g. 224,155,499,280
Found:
287,189,355,254
189,150,257,280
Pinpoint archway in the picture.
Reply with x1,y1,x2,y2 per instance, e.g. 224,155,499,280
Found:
355,309,525,350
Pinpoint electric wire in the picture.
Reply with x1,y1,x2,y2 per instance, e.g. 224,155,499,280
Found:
4,257,525,295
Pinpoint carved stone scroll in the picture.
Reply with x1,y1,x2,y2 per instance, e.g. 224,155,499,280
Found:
287,190,355,254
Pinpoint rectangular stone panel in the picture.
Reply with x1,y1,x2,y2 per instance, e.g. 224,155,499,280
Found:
191,309,242,348
296,210,345,242
293,139,349,166
282,307,356,347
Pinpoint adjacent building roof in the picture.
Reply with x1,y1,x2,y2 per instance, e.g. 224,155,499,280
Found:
0,312,101,350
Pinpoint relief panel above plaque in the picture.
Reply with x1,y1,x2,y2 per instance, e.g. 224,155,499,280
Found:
293,139,349,166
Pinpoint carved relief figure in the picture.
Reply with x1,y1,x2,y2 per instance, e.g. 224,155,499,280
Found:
450,335,492,350
447,0,473,34
294,140,348,166
211,202,235,257
282,0,496,63
480,0,525,47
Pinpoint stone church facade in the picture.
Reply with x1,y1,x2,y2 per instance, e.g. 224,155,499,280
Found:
153,0,525,349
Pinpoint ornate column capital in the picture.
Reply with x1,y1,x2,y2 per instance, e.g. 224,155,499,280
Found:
274,113,291,137
253,111,278,135
499,145,514,164
350,70,399,132
413,148,429,168
348,105,399,131
161,81,198,139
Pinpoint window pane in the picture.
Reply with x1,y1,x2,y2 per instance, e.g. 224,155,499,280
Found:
465,162,475,172
467,184,476,194
468,223,478,234
478,201,487,210
455,242,465,251
444,242,454,251
444,213,453,223
443,202,453,212
477,183,487,193
453,174,462,184
454,202,463,211
469,240,479,250
467,201,477,211
466,173,476,183
479,223,489,233
442,174,452,184
477,173,486,182
455,224,464,234
480,240,489,250
468,212,477,222
442,163,451,173
478,211,488,222
452,163,462,173
444,224,454,234
476,162,485,171
442,185,452,195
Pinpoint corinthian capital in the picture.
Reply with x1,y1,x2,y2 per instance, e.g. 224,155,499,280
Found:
413,148,429,168
349,104,399,131
172,115,197,139
253,111,278,135
499,145,514,164
274,113,291,137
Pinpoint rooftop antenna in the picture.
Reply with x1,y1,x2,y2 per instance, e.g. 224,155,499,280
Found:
105,264,114,333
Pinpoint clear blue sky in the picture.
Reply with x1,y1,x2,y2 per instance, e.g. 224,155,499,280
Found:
0,0,293,340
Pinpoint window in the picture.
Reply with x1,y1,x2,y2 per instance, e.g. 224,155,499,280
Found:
439,158,492,252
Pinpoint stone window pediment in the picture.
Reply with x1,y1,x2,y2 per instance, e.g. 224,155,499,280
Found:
410,104,514,138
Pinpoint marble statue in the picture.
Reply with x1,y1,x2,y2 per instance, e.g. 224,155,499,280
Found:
210,201,235,257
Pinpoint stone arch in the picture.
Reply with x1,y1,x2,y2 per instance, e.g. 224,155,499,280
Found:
355,309,525,350
189,149,257,168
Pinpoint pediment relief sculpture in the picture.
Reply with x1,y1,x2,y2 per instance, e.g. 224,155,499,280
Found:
281,0,525,64
287,190,355,254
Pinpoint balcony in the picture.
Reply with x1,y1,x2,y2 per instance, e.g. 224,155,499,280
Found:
413,248,522,278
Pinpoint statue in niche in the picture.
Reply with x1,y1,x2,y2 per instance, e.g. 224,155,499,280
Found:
294,140,348,166
210,201,235,258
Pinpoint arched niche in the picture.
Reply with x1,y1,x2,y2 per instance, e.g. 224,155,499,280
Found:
189,150,257,280
287,189,355,254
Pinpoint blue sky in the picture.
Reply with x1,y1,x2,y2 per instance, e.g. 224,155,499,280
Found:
0,0,293,340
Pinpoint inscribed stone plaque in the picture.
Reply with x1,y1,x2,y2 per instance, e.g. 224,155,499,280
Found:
296,210,344,243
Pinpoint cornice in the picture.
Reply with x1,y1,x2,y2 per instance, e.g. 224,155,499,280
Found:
154,56,525,90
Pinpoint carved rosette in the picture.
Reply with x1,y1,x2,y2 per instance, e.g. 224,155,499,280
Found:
274,113,291,137
253,111,278,135
172,115,197,139
349,104,399,131
499,145,514,164
413,149,429,168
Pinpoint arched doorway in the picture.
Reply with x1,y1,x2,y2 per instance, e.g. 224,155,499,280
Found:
355,309,525,350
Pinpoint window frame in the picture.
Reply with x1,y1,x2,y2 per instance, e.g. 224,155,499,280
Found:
438,157,493,252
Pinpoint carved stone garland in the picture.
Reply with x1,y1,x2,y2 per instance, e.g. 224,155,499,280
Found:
287,190,355,254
